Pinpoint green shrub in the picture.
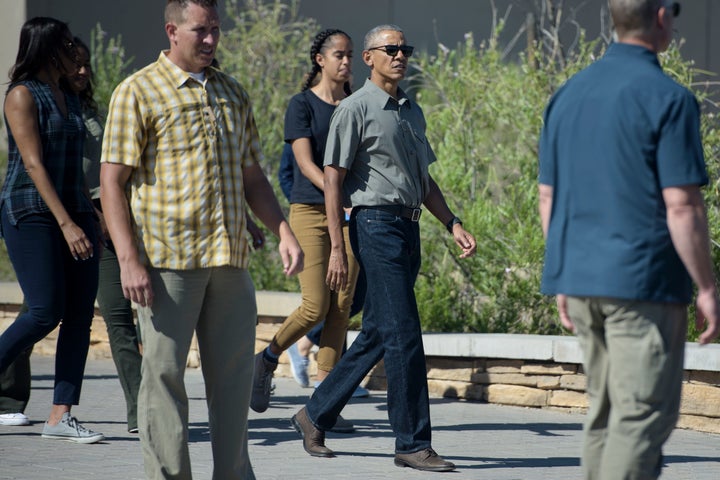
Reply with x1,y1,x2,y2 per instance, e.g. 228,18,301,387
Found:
218,0,319,292
1,2,717,342
409,30,574,334
410,29,720,340
89,24,135,116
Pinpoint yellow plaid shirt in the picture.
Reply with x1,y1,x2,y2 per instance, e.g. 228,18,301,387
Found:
101,52,260,269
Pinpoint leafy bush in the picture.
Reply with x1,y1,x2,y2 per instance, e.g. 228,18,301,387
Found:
218,0,319,292
409,27,720,340
89,24,135,116
409,30,573,335
0,1,717,342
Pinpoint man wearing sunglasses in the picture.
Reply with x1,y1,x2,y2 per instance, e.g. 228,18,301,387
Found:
291,24,477,473
539,1,718,479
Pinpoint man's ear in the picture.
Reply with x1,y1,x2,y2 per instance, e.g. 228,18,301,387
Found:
165,22,177,43
656,5,668,30
362,50,373,67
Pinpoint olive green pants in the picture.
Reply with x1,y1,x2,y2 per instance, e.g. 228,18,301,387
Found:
137,267,257,480
273,203,359,372
568,297,687,480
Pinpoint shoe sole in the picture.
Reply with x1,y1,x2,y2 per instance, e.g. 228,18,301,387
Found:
290,370,310,388
0,420,30,426
290,366,310,388
328,425,355,433
394,458,455,472
328,419,355,434
42,433,105,444
250,402,269,413
290,416,334,458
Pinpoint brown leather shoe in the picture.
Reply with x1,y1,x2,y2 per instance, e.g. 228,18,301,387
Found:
394,448,456,472
291,407,334,458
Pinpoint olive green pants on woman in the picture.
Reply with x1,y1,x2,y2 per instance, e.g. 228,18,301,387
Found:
273,203,360,372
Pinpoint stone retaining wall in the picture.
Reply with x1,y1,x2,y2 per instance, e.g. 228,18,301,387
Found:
260,324,720,435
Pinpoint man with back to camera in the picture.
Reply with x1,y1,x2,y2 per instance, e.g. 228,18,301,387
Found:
290,24,477,473
100,1,303,478
538,1,720,478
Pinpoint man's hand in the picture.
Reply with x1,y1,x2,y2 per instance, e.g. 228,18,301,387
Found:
277,221,303,276
246,215,266,250
556,294,574,332
696,288,720,345
451,225,477,259
120,259,154,307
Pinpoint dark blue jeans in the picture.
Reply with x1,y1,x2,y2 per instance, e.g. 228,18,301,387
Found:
0,209,99,405
306,207,432,453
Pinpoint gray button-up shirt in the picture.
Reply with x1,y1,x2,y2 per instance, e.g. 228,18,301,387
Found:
323,79,436,208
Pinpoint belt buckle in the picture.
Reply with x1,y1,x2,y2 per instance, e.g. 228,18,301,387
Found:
410,208,421,222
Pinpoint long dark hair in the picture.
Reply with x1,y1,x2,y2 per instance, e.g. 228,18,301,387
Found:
7,17,74,91
71,36,98,114
301,28,352,96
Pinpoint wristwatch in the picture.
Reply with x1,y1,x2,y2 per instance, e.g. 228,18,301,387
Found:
446,216,462,233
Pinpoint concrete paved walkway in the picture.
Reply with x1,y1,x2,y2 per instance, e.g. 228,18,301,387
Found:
0,356,718,479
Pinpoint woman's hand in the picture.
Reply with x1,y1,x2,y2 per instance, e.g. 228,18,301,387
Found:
61,222,93,261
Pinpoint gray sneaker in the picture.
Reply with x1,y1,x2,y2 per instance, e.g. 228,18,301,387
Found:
250,351,277,413
41,412,104,444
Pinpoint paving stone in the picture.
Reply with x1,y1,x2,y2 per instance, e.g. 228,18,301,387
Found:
0,356,719,479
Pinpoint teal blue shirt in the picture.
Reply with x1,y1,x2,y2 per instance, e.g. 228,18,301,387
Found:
539,43,707,304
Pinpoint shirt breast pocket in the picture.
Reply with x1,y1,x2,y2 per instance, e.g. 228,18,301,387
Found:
157,102,206,154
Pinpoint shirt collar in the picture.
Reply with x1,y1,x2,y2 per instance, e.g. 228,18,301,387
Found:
158,51,217,88
605,42,661,69
362,78,412,109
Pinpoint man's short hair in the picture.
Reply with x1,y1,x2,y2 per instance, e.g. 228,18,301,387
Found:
165,0,217,24
364,24,404,50
609,0,663,37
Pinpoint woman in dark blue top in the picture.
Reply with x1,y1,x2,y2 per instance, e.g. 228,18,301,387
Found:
0,17,102,443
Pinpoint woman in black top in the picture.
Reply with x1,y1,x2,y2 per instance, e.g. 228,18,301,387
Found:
252,30,360,426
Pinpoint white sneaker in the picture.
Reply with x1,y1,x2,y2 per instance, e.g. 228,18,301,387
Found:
0,412,30,426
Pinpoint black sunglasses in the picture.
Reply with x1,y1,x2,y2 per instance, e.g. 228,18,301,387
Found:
367,44,414,58
668,2,680,17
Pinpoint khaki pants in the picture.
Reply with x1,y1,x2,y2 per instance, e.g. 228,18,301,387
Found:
137,267,257,480
273,203,360,372
568,297,687,480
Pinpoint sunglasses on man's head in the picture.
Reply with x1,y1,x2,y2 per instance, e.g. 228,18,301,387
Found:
367,44,414,58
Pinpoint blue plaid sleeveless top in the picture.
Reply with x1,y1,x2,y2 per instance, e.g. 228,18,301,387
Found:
1,79,93,228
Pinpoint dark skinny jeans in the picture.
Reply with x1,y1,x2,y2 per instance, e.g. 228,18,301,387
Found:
0,209,98,405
